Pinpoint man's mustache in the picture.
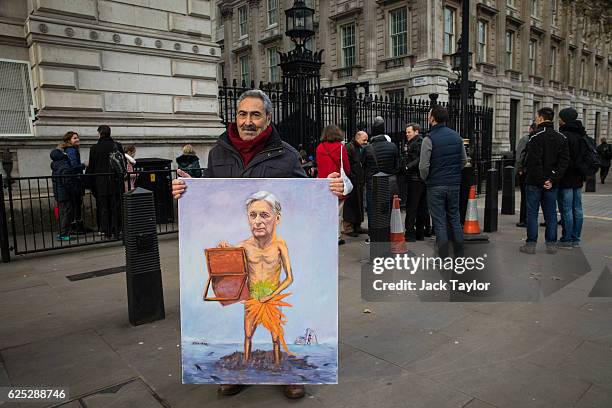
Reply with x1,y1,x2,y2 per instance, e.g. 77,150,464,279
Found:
241,125,258,131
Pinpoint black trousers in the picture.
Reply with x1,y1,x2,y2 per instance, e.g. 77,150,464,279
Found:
96,194,122,236
601,166,610,183
58,199,74,236
405,181,428,239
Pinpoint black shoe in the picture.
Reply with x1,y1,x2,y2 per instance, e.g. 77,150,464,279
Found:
415,235,425,241
338,239,346,245
516,222,526,228
404,235,416,242
218,385,245,396
539,222,546,227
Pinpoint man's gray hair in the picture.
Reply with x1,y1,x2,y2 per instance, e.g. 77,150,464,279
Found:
245,191,281,215
237,89,273,115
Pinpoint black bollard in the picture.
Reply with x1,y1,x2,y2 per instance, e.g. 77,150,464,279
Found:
484,168,498,233
0,175,10,263
501,166,515,215
585,174,596,192
123,187,165,326
370,172,391,261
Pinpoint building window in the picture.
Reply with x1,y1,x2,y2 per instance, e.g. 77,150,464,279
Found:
268,47,280,83
580,58,586,89
551,0,558,26
240,55,250,85
443,7,455,54
531,0,539,17
529,39,537,76
568,51,575,84
0,60,35,136
483,93,494,108
505,31,514,70
238,6,248,37
387,89,404,103
389,7,408,57
507,0,516,7
341,23,356,68
594,63,599,89
267,0,278,26
533,100,541,119
549,47,557,81
477,21,487,63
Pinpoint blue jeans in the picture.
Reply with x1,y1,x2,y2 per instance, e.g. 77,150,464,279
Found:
525,185,558,244
427,185,463,247
558,188,583,243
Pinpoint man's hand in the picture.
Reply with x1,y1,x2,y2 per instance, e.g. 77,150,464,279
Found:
327,172,344,197
172,169,191,199
543,180,552,190
217,240,231,248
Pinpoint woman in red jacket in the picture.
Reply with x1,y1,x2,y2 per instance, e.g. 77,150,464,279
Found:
316,125,351,245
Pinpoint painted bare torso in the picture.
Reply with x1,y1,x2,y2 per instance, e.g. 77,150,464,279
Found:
239,236,283,288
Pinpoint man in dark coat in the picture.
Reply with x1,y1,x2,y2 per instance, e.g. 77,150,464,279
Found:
362,116,399,237
519,107,569,255
557,108,587,248
171,89,344,400
401,123,428,241
85,125,124,238
419,106,467,258
515,122,537,227
597,137,611,184
343,130,368,236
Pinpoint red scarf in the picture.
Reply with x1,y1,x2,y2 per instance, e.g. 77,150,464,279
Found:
227,123,273,166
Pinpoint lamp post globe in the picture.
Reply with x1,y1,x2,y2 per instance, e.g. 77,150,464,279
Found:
285,0,315,48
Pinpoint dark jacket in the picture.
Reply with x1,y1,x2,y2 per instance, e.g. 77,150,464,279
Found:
524,122,569,188
176,154,202,178
400,135,424,182
50,149,79,202
362,135,399,182
64,146,85,174
85,135,124,196
597,142,612,168
559,120,587,189
346,139,365,185
419,124,466,186
207,125,306,178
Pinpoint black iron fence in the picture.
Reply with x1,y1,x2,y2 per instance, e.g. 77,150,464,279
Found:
0,170,182,261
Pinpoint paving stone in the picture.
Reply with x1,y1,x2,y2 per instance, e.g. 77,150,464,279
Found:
81,379,164,408
1,330,136,399
463,398,498,408
575,384,612,408
556,341,612,388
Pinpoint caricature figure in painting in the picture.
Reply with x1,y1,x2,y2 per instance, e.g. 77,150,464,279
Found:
217,191,293,367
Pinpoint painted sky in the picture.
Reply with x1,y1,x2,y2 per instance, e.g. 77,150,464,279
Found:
179,178,338,345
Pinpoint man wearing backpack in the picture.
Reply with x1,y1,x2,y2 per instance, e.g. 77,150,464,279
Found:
519,108,569,255
86,125,125,238
557,108,588,249
597,138,611,184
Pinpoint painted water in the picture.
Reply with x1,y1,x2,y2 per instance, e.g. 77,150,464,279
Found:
182,342,337,384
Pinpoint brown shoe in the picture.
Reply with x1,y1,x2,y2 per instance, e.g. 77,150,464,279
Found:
217,384,245,396
283,385,305,399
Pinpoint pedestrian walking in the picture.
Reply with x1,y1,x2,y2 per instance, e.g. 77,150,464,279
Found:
171,89,345,400
401,123,428,241
515,122,537,228
85,125,125,239
176,144,203,178
316,125,351,245
124,145,136,191
61,131,88,234
419,106,467,257
557,108,586,249
519,108,569,255
362,116,399,241
596,138,611,184
343,131,368,237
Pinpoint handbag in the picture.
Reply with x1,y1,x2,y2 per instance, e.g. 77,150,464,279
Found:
322,143,353,197
369,142,399,196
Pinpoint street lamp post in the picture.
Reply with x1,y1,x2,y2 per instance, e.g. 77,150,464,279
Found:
279,0,323,152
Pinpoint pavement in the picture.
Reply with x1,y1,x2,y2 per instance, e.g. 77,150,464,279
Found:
1,183,612,408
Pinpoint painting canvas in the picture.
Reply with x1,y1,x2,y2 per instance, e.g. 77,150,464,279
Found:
179,178,338,384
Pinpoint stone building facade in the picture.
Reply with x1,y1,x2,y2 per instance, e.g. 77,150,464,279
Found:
0,0,221,177
215,0,612,152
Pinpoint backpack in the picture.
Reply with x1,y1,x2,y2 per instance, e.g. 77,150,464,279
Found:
183,159,202,178
575,135,601,177
108,143,127,174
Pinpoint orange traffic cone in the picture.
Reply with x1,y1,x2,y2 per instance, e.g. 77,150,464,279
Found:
463,185,489,242
390,195,408,254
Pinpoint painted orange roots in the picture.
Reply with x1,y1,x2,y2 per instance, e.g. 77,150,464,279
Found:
245,292,293,355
